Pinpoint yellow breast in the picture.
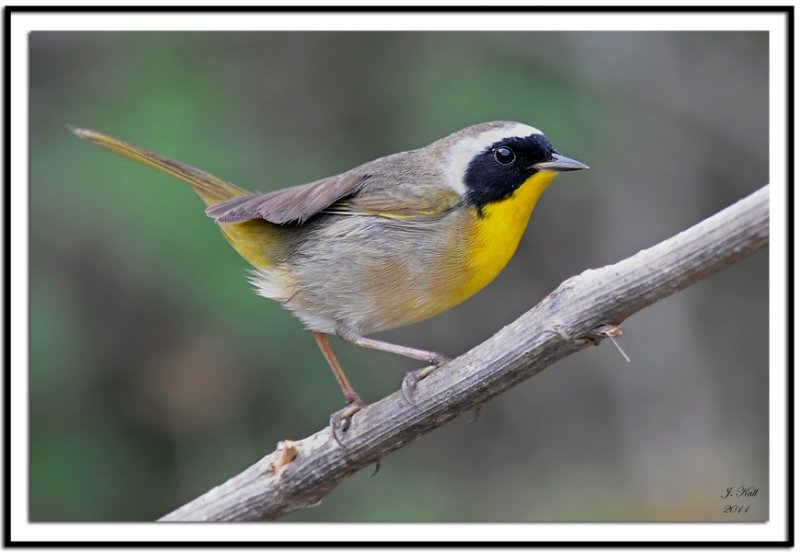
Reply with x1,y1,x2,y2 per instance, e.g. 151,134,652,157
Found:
448,170,558,305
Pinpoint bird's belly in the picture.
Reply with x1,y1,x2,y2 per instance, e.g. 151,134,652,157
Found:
280,172,554,334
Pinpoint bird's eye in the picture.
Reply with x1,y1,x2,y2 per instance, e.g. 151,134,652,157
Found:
494,146,515,165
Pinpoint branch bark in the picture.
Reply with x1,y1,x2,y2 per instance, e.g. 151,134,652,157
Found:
160,184,769,522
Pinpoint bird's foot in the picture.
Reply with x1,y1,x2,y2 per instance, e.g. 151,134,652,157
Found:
329,396,366,447
401,354,450,406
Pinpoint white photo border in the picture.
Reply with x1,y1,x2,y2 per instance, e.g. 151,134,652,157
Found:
7,4,792,545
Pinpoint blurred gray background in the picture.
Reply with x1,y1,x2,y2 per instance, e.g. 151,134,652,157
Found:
30,31,768,521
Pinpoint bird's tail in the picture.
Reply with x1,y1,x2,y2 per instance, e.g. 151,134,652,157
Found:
71,127,286,270
69,126,250,206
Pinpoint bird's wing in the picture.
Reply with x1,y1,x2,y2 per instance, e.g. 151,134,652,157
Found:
323,184,462,220
205,171,373,224
206,159,463,224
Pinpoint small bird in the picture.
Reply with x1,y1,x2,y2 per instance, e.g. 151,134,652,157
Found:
71,122,588,438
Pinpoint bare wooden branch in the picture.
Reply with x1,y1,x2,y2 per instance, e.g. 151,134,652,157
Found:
159,185,769,522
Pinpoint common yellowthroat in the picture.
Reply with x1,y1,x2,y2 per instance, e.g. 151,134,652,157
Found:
72,122,588,437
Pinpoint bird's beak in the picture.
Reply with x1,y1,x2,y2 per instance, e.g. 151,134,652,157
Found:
533,153,590,172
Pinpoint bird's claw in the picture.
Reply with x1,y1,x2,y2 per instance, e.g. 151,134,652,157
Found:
401,364,442,406
329,400,366,447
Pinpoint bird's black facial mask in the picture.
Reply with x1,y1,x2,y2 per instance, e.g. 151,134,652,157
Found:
464,134,555,212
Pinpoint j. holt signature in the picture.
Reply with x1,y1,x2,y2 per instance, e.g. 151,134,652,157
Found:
720,485,759,514
721,486,759,499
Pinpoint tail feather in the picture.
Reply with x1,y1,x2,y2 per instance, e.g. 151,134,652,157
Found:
71,126,286,271
69,126,249,206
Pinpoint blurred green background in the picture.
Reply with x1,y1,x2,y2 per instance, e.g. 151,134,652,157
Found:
30,31,769,522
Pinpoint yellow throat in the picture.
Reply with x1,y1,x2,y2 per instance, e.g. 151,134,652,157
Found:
458,170,558,302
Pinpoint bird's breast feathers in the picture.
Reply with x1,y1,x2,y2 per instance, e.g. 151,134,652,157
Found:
450,169,557,304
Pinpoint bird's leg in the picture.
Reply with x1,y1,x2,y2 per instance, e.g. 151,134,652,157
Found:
336,326,452,405
312,332,365,446
313,331,363,405
336,325,451,365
